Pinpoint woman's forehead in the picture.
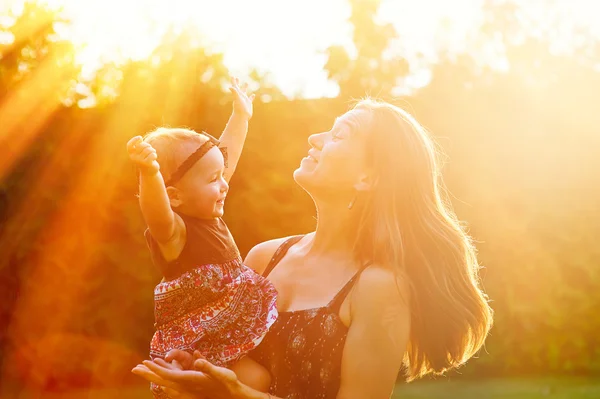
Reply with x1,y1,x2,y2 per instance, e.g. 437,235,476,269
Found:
340,107,370,123
334,108,371,132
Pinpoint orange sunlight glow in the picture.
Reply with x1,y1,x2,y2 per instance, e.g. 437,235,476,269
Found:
1,1,600,394
3,0,600,98
3,0,353,97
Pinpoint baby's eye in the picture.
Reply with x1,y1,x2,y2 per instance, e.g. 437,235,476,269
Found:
210,176,218,183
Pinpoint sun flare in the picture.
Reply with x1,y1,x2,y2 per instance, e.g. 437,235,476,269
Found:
2,0,353,96
2,0,600,97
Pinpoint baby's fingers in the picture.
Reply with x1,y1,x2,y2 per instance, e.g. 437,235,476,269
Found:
143,152,158,163
127,136,143,152
139,145,156,159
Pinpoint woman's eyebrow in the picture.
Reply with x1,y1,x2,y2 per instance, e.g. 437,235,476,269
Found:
333,117,350,127
337,118,357,131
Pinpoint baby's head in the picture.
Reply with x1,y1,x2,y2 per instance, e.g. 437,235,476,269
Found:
144,127,228,219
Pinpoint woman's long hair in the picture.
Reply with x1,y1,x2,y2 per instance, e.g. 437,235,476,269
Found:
351,99,493,381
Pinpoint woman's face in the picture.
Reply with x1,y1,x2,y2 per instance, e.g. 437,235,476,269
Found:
294,108,371,199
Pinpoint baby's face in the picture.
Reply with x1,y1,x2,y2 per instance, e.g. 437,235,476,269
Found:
175,146,228,219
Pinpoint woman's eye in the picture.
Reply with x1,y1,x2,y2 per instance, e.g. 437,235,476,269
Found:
331,125,350,141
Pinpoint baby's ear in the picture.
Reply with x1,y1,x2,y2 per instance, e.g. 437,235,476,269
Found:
166,186,182,208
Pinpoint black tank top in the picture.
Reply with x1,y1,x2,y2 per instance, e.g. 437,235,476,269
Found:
251,236,369,399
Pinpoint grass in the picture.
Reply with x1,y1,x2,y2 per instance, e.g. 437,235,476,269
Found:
3,377,600,398
392,377,600,399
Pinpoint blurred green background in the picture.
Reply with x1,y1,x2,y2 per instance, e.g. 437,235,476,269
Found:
0,0,599,397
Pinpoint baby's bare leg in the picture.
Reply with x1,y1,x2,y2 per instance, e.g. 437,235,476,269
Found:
230,356,271,392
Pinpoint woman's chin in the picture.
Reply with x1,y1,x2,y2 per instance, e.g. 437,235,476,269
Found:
293,167,311,186
295,169,325,199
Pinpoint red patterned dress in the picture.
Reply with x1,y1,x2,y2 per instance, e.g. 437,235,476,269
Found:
145,214,278,398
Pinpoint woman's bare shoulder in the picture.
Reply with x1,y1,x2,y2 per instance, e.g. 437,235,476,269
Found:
244,235,301,275
352,264,410,313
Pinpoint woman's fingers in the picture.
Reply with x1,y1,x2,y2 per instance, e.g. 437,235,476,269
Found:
154,357,184,371
193,359,236,382
131,364,176,388
143,360,208,386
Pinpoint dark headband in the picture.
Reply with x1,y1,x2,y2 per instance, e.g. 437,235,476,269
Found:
165,132,221,187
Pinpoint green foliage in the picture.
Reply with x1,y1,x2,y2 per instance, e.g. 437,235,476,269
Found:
3,377,600,398
0,2,76,103
392,377,600,399
1,0,600,392
324,0,409,98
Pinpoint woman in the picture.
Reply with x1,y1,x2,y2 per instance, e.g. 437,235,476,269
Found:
133,99,493,398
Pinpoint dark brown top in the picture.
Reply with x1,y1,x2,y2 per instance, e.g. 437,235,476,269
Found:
145,214,240,280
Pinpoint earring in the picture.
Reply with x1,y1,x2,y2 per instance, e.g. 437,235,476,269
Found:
348,193,358,210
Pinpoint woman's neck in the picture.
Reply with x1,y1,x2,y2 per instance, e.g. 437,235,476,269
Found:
308,199,357,256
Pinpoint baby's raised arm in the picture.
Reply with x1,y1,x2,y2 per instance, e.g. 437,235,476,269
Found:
126,136,185,262
218,77,255,182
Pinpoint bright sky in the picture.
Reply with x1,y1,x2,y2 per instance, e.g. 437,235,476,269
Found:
2,0,599,98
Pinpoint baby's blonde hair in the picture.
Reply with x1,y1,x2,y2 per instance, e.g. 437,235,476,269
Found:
143,127,209,181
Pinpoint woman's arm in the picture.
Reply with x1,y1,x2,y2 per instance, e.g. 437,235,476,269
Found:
218,78,255,183
336,266,410,399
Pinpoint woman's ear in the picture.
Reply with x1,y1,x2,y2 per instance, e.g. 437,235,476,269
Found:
166,186,182,208
354,171,378,192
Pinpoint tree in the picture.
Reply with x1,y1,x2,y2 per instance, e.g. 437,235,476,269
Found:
0,2,76,103
324,0,409,98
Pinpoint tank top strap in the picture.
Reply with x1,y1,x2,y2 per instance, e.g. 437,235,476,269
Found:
327,261,373,312
262,235,304,277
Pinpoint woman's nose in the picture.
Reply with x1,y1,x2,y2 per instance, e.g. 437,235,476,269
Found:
308,132,326,149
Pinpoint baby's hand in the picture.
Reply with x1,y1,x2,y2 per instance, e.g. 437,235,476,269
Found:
127,136,159,175
230,77,255,119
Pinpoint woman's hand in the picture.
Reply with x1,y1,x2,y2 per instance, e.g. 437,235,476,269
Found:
230,77,255,119
132,351,206,398
145,357,244,399
133,354,256,399
132,359,200,398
